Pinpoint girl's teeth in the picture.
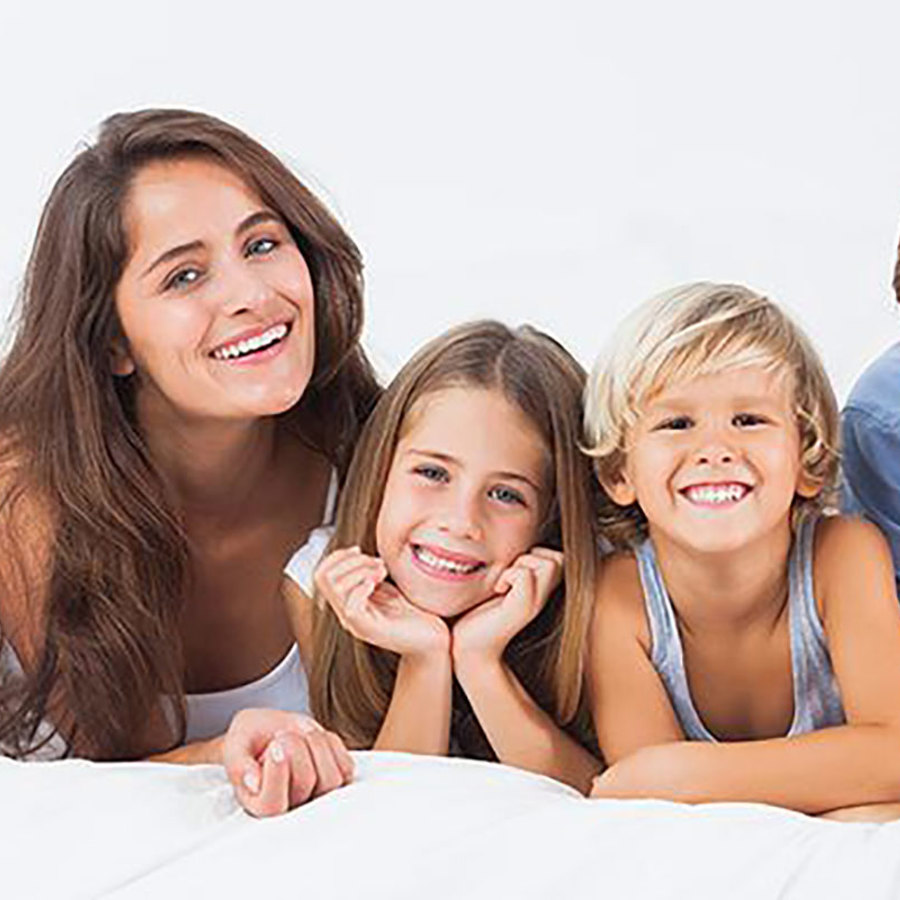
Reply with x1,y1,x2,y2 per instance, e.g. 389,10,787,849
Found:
415,546,481,574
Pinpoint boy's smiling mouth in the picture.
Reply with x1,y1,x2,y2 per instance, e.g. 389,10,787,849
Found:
410,542,486,580
680,482,752,507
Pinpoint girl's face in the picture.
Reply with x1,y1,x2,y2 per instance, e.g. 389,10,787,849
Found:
113,156,315,424
375,386,549,617
609,364,819,555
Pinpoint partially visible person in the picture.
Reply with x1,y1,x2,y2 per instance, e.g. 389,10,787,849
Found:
309,321,602,794
0,109,380,816
585,282,900,821
841,249,900,592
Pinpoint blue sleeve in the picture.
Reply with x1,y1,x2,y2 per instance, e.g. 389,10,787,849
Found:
841,406,900,582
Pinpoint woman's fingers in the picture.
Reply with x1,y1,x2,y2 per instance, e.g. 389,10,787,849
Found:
238,738,291,817
303,729,345,798
326,729,355,782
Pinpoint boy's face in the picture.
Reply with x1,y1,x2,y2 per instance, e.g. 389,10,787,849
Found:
607,364,820,555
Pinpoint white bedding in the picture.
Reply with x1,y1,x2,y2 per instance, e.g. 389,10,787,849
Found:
2,751,899,899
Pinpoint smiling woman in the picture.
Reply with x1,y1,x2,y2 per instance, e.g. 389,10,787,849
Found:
0,109,380,816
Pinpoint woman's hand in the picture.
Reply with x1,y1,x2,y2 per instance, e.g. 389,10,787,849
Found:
315,547,450,657
452,547,563,664
222,708,354,818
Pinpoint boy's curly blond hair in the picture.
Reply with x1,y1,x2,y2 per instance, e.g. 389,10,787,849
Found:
582,282,840,547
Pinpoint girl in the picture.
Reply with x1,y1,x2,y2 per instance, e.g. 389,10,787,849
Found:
309,321,602,793
585,282,900,819
0,109,380,816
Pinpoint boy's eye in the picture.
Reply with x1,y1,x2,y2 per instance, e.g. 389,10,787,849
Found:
655,415,692,431
413,464,449,483
733,412,767,427
164,266,202,291
488,485,526,506
246,237,278,257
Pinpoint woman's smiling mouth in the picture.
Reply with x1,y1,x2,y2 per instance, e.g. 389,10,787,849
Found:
210,321,291,362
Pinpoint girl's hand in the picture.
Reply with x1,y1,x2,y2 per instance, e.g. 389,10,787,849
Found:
222,708,354,818
452,547,563,663
315,547,450,657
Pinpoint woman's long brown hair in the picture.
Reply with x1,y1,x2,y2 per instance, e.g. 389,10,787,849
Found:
310,321,599,756
0,109,380,760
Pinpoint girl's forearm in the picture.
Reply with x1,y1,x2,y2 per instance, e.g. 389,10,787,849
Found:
374,652,452,755
605,725,900,813
454,654,601,794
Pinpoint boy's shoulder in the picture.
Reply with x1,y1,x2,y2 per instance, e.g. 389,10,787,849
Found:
593,550,650,646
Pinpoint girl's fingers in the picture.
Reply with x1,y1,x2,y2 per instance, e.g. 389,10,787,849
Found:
272,730,317,807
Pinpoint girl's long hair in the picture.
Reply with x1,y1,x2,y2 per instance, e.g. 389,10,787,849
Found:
309,320,599,755
0,109,380,759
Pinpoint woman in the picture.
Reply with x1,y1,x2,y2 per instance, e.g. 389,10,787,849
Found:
0,109,380,815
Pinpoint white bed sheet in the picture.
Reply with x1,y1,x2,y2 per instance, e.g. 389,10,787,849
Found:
2,751,899,899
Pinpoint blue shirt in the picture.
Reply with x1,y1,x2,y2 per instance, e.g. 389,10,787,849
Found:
842,342,900,588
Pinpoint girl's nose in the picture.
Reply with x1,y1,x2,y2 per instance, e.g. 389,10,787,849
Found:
437,489,484,541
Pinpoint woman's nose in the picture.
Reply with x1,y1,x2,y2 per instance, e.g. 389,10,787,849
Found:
218,258,273,315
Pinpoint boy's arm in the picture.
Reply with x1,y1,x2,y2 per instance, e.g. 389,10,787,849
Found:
592,519,900,813
587,553,685,764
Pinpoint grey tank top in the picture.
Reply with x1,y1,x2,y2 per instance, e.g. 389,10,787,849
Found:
634,514,845,741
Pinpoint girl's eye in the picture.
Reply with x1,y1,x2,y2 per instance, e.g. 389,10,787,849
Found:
655,416,692,431
246,237,278,257
733,412,767,427
413,464,449,483
488,485,526,506
164,267,202,291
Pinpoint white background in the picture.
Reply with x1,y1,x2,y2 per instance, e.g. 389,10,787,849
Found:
2,0,899,399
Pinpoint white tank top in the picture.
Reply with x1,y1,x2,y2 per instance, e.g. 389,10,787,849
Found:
183,472,337,742
1,472,338,756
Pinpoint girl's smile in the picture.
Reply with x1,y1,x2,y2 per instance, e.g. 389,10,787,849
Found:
375,386,548,617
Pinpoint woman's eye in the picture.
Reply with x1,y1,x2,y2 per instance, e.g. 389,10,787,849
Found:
414,464,448,483
488,485,526,506
734,413,766,427
164,267,202,291
655,416,692,431
247,237,277,257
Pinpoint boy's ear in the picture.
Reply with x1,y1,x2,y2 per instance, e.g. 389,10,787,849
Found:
795,470,823,500
599,467,638,507
109,338,135,377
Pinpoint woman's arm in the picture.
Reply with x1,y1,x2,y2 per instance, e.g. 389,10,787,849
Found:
591,519,900,814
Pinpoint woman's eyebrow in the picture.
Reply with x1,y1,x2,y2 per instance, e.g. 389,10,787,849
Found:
141,210,282,278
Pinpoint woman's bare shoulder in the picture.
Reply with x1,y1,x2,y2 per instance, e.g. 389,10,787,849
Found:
0,449,55,666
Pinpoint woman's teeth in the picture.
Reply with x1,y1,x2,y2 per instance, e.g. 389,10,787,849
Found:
683,483,749,505
212,323,288,360
413,545,483,574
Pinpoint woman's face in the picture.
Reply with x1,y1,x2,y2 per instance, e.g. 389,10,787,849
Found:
114,156,315,423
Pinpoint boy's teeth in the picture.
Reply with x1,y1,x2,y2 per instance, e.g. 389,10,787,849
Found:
685,483,748,504
414,545,482,574
213,323,288,360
